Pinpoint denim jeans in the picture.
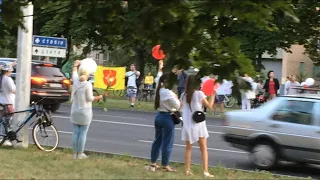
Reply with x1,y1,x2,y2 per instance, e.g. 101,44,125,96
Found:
151,112,175,166
72,123,89,153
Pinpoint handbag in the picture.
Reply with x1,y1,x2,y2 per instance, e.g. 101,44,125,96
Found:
189,104,205,123
163,106,183,125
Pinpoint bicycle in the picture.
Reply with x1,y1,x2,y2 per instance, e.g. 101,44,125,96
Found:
223,94,237,108
0,98,59,152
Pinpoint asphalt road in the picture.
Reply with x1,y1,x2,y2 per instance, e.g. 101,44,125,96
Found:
44,104,320,179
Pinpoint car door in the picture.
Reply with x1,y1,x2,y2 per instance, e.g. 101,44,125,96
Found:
265,98,320,162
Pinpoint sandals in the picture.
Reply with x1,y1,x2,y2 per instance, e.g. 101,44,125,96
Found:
185,170,194,176
145,164,160,172
162,166,177,172
203,172,214,178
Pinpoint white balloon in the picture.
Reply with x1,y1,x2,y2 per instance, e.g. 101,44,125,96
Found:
301,82,306,86
79,58,97,74
305,78,315,86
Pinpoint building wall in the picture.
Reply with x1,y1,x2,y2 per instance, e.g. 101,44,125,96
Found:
283,45,314,82
72,45,107,65
261,59,283,81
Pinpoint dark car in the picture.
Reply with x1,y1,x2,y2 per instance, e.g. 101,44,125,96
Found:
0,58,71,112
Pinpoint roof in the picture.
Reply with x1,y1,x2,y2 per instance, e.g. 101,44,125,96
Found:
0,58,54,65
282,94,320,100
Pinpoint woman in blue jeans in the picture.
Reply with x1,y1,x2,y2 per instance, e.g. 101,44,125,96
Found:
71,60,102,159
147,73,180,172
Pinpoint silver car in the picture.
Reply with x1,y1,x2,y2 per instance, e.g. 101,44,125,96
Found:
223,94,320,170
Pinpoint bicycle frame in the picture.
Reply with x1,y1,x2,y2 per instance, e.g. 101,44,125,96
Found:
7,108,37,133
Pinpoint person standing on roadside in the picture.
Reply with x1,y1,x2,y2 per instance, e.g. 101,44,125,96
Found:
71,60,103,159
176,68,187,99
144,72,154,89
0,62,16,146
125,64,140,107
284,74,300,95
263,71,279,101
147,73,180,172
181,75,214,178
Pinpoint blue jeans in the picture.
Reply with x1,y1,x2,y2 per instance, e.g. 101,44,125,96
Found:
151,112,175,166
72,124,89,153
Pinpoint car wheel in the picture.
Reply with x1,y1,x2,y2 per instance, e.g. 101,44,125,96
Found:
250,142,278,170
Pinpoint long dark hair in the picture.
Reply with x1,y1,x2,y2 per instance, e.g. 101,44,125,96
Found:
185,75,201,104
154,73,175,110
0,71,7,91
267,71,274,79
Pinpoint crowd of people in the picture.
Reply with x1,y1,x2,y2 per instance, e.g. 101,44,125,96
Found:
0,58,312,178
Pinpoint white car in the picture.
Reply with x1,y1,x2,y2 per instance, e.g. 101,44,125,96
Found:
223,94,320,170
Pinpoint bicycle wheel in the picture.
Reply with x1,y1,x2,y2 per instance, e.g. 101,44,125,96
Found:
0,119,7,146
224,96,237,108
32,121,59,152
113,90,123,96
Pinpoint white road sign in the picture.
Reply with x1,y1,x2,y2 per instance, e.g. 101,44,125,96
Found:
32,46,66,58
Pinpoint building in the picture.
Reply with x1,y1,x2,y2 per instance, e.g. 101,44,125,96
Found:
261,45,317,84
72,44,109,65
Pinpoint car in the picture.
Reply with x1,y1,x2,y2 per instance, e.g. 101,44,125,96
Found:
222,94,320,170
0,58,71,112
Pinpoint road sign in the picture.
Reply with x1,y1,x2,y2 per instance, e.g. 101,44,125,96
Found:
33,35,67,49
32,46,66,58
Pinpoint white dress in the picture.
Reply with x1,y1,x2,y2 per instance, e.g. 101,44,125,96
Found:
181,91,209,144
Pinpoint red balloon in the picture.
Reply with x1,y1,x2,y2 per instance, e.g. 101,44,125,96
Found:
201,79,216,96
152,45,166,60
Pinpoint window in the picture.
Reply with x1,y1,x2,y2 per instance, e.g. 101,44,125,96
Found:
299,62,305,73
95,53,100,60
272,100,314,125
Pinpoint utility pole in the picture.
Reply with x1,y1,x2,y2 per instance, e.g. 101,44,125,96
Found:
14,2,34,148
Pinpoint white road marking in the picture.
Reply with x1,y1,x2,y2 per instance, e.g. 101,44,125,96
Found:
28,127,73,134
57,111,224,128
138,140,247,154
53,115,224,135
57,111,145,120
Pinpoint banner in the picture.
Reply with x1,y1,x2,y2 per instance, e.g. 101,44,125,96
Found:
94,66,126,90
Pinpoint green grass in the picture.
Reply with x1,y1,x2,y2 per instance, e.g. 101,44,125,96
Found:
0,146,306,179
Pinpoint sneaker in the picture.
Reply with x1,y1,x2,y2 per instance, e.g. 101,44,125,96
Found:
73,153,78,159
78,153,88,159
130,105,134,108
3,140,12,147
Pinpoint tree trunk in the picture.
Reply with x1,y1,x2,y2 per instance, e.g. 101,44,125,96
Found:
137,48,145,79
61,36,72,67
256,54,263,72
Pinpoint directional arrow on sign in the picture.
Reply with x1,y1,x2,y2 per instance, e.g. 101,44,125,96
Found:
35,38,40,44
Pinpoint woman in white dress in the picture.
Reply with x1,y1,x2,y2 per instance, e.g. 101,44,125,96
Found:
71,60,103,159
180,75,214,177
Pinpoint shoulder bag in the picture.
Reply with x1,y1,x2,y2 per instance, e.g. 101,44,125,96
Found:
188,103,205,123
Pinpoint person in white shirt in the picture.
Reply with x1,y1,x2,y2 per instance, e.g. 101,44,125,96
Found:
240,73,256,110
0,62,16,146
180,75,214,178
125,64,140,107
71,60,103,159
284,74,300,95
147,73,180,172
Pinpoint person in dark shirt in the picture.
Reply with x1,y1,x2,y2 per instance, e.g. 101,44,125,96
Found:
176,69,187,98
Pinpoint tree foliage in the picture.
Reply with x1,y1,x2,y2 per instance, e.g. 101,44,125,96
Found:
1,0,319,79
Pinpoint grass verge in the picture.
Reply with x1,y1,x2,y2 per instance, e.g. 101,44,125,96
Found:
0,146,304,179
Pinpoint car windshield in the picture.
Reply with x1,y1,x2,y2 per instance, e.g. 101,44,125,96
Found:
33,66,64,77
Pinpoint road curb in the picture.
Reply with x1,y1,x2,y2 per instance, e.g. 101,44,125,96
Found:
55,146,308,179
